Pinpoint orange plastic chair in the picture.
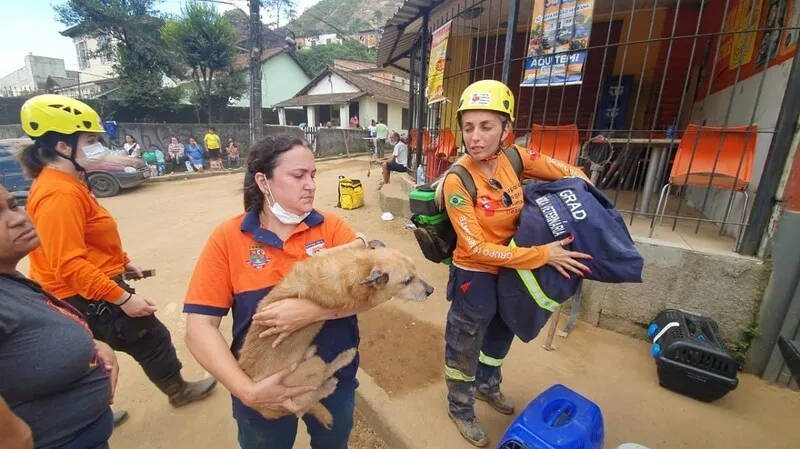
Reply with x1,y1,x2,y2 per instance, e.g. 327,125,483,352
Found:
434,128,457,159
650,124,757,237
528,124,581,165
409,129,433,152
504,129,516,147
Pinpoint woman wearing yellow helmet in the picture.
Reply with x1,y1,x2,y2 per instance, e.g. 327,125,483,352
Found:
17,95,217,425
438,80,592,446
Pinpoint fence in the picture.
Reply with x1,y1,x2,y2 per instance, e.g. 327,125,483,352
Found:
391,0,800,255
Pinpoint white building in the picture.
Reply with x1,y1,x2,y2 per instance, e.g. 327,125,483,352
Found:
274,67,409,132
0,54,79,97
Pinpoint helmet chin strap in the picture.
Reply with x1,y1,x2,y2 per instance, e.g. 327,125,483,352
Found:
57,134,86,173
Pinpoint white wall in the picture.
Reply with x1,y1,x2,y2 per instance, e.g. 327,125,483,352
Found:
356,98,407,133
359,98,378,125
687,57,795,236
72,35,116,82
308,73,358,95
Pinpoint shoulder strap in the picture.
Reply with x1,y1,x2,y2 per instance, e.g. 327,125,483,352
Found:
502,146,524,180
448,165,477,205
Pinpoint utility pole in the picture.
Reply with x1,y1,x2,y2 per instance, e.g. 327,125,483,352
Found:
249,0,263,145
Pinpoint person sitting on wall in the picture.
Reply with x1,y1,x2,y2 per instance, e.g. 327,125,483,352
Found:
184,137,205,172
166,136,186,174
226,138,241,169
377,131,408,190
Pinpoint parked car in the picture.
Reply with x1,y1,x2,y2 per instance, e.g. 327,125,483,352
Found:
0,138,150,200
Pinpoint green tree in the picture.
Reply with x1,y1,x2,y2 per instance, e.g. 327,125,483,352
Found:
162,2,243,122
296,40,376,75
54,0,182,115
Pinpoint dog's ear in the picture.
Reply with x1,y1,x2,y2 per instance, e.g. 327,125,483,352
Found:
361,269,389,289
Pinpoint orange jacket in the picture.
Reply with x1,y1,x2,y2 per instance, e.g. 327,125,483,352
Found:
442,145,589,274
27,168,130,302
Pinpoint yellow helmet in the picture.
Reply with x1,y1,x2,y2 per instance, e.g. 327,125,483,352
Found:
456,79,515,123
20,94,105,138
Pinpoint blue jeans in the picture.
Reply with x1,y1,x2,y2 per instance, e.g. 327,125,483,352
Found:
236,378,357,449
58,407,113,449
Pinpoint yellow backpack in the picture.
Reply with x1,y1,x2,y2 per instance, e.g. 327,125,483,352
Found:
336,176,364,210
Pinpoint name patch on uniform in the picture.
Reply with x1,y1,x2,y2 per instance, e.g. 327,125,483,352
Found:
247,245,270,269
305,239,326,255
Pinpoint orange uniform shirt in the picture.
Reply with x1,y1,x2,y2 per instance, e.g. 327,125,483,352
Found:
26,168,130,302
442,145,589,274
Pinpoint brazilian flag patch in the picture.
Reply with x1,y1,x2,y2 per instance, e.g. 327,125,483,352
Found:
447,193,468,208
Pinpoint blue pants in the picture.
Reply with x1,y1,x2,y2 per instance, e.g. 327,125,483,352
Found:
58,408,112,449
236,378,357,449
445,266,515,420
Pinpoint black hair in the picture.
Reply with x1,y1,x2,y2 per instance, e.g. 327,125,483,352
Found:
18,132,79,179
243,133,312,212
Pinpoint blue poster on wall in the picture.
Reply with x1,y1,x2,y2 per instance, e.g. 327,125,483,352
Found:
594,75,633,132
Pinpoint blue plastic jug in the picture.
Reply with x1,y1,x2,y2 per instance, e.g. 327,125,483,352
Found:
497,384,604,449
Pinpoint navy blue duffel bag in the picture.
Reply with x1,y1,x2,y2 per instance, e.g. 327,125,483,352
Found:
497,177,644,342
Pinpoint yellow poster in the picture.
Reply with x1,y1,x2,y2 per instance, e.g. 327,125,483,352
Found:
427,21,453,104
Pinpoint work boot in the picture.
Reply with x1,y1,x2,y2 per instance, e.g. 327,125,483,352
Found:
112,409,129,428
448,412,489,447
473,388,515,415
156,373,217,408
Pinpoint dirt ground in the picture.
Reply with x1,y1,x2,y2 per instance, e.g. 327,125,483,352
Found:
17,157,800,448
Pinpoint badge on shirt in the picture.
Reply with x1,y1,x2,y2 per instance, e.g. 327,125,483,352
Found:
305,239,326,256
247,245,270,269
448,193,468,208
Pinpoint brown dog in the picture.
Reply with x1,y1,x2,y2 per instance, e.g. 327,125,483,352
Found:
238,242,434,428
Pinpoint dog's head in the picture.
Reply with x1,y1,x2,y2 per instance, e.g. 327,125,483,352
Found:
359,247,434,302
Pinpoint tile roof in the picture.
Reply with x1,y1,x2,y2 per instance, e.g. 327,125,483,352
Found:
275,67,409,108
232,47,286,70
274,92,365,107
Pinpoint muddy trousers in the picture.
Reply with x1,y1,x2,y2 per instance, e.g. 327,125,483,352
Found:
445,266,515,420
65,276,183,385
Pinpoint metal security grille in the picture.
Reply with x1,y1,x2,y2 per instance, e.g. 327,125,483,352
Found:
388,0,800,254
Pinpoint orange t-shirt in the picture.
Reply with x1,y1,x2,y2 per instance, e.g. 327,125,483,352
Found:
442,145,589,274
26,168,129,301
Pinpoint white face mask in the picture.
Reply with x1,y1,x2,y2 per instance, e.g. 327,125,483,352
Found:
262,177,310,225
80,142,107,160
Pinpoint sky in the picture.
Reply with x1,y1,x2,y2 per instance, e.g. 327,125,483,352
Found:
0,0,319,78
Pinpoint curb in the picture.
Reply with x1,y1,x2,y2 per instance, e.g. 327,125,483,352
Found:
354,368,416,449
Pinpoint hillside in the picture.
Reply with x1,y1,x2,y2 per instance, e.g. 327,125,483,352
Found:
289,0,403,37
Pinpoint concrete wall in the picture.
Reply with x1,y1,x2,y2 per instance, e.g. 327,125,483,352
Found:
0,125,24,139
577,240,770,348
116,123,304,155
308,73,359,95
315,127,371,157
72,35,116,82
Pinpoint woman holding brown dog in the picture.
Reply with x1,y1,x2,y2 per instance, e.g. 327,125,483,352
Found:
184,133,377,449
438,80,593,447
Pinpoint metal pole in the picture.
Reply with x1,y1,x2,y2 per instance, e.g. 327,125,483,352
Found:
749,144,800,377
501,0,520,85
739,50,800,256
407,43,417,170
415,12,430,176
249,0,263,146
